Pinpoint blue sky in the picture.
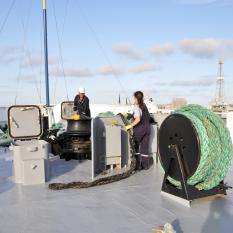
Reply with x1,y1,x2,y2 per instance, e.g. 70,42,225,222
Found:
0,0,233,106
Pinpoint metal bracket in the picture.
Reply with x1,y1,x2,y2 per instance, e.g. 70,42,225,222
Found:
161,144,228,204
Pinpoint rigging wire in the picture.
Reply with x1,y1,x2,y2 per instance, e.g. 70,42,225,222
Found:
75,1,128,100
61,0,70,42
0,0,16,35
0,0,18,104
14,1,33,104
21,3,42,104
14,21,25,105
51,0,70,103
14,1,42,104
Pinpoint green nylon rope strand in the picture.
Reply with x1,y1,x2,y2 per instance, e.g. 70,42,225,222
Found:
166,104,233,190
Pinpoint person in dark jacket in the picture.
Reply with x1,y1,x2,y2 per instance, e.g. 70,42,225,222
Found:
73,87,91,117
125,91,152,170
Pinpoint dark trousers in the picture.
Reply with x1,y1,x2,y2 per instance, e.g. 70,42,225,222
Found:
134,132,153,170
134,132,150,155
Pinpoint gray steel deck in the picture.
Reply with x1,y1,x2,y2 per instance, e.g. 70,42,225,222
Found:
0,148,233,233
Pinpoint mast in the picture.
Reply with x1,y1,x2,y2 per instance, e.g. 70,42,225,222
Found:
215,59,225,105
42,0,50,106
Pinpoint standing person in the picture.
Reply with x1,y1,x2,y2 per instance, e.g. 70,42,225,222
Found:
73,87,91,117
125,91,152,170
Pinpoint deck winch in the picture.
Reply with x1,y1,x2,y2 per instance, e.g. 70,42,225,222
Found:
57,115,91,160
159,104,233,203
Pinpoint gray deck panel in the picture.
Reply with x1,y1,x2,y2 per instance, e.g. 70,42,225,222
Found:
0,149,233,233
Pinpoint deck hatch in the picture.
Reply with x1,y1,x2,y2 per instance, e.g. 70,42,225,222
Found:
8,105,42,139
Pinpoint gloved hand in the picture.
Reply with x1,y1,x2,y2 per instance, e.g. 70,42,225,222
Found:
127,113,133,120
123,113,133,120
70,114,81,120
125,124,132,130
111,120,119,126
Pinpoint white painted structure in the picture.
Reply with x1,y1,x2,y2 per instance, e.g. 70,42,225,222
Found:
51,99,158,125
227,112,233,142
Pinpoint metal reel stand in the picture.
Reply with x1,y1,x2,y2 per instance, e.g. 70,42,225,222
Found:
159,114,231,206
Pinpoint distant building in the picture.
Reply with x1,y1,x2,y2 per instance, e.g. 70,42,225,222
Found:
158,97,187,112
170,97,187,109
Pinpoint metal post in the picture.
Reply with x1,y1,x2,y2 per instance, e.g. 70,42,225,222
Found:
118,94,121,105
215,59,225,105
43,0,50,106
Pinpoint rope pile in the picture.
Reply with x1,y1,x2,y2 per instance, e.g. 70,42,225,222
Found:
168,104,233,190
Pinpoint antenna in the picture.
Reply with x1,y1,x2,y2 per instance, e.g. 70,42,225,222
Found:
42,0,50,106
215,59,225,105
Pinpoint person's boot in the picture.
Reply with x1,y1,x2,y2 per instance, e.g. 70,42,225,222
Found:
141,156,154,170
135,153,142,171
141,156,149,170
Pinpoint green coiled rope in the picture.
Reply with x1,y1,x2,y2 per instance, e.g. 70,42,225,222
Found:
167,104,233,190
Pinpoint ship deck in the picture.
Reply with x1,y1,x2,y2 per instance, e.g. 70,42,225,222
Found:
0,148,233,233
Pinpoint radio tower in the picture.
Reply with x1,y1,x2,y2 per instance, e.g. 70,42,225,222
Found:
215,59,225,106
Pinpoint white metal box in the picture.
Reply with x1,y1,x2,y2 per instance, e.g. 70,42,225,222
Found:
13,140,50,185
8,105,50,185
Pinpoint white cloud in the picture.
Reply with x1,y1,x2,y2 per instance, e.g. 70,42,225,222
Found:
180,39,219,58
0,85,10,89
97,63,159,76
50,67,92,77
112,43,144,60
0,47,59,67
22,54,59,68
20,74,34,81
22,56,41,68
180,38,233,59
129,63,160,74
171,77,215,87
18,74,42,85
149,43,174,57
113,39,233,61
97,65,124,76
154,82,168,86
0,46,22,64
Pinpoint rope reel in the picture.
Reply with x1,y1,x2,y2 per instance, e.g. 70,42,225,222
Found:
159,104,233,191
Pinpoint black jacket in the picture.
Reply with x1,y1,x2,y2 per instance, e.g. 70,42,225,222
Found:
73,95,91,117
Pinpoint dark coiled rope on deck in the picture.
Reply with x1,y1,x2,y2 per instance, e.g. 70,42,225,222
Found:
48,113,136,190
